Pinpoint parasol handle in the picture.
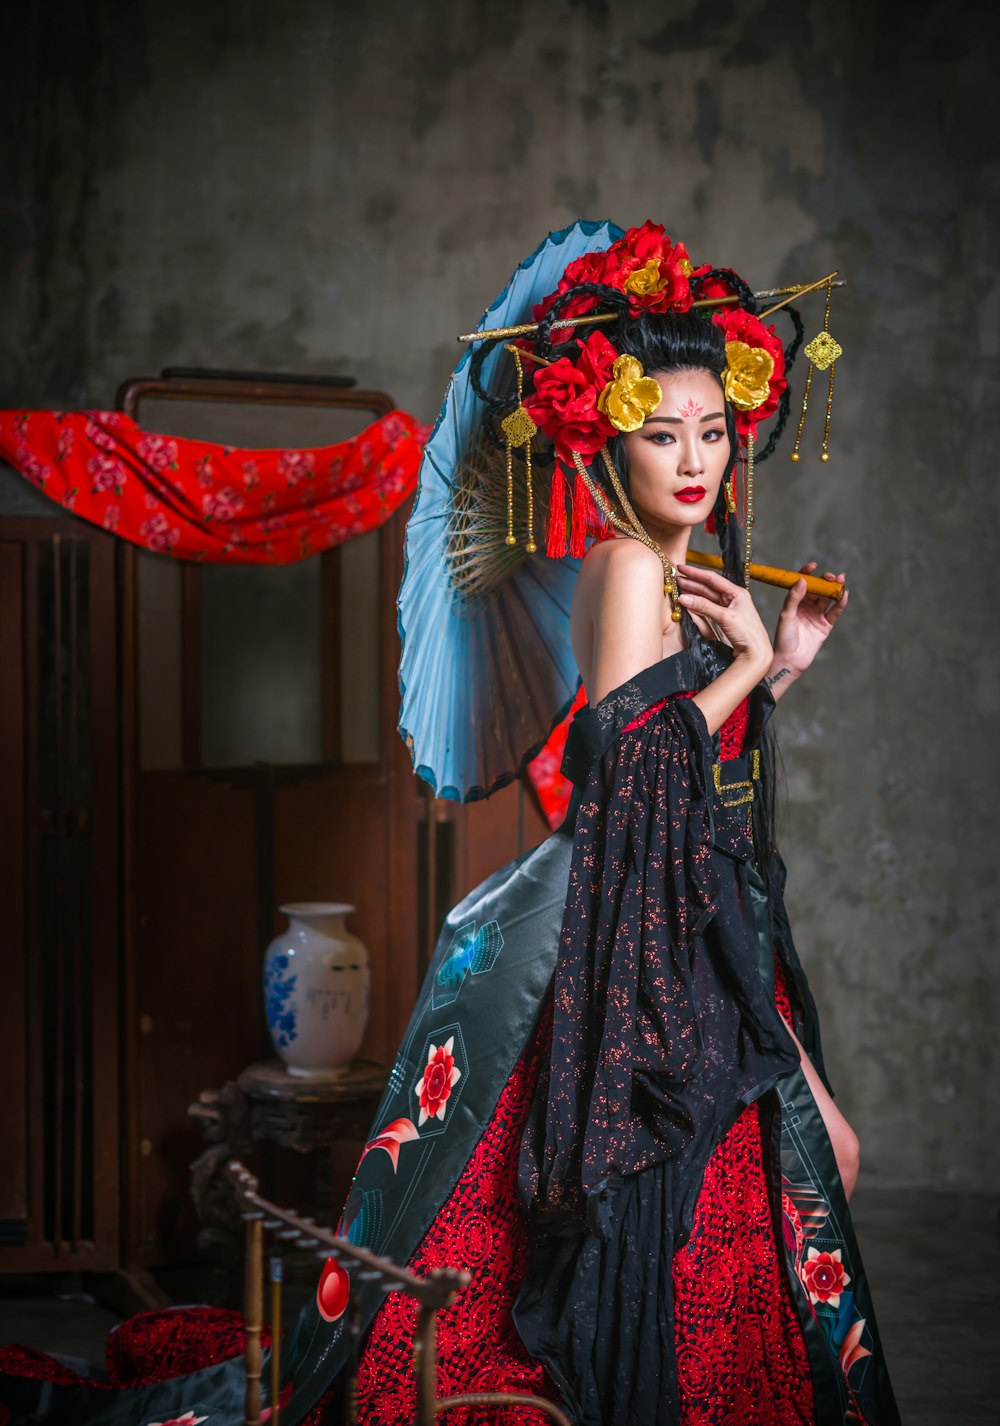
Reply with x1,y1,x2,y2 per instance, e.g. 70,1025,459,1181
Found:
686,549,844,600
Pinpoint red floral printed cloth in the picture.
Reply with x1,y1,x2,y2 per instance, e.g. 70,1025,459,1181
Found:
0,407,429,563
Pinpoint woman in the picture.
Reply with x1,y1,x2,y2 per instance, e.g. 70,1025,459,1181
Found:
333,231,900,1425
0,223,898,1426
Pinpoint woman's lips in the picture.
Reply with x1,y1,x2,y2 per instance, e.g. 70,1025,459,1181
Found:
674,486,707,503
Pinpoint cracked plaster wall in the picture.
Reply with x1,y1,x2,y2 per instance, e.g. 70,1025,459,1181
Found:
1,0,996,1192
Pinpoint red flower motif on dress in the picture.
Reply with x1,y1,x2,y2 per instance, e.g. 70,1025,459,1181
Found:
800,1246,851,1307
17,447,51,487
277,450,315,484
103,504,121,532
358,1116,419,1173
84,418,117,452
137,434,179,472
146,1413,208,1426
88,453,127,494
523,330,618,465
140,512,181,552
202,485,244,520
417,1036,462,1126
316,1256,351,1322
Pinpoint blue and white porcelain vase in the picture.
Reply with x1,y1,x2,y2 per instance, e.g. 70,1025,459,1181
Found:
263,902,370,1079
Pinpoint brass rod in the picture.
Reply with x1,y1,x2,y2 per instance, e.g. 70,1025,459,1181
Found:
414,1305,437,1426
459,276,847,342
757,271,840,320
269,1256,283,1425
504,343,552,367
244,1218,264,1426
458,311,618,343
435,1393,573,1425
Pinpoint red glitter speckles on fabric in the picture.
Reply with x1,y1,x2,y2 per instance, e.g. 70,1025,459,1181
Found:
354,1001,561,1425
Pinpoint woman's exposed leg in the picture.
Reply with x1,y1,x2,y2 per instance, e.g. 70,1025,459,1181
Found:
780,1017,861,1200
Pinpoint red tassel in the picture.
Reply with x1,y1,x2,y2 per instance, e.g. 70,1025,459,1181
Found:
704,510,717,535
545,461,568,558
569,468,590,557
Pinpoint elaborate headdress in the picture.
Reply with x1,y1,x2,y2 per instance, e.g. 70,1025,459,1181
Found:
460,218,841,618
398,220,842,802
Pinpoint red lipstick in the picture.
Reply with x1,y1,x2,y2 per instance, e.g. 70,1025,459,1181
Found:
674,486,706,503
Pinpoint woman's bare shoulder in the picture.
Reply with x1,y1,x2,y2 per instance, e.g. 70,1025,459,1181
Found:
577,535,664,598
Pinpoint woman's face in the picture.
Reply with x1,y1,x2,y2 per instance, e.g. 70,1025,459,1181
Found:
620,368,730,531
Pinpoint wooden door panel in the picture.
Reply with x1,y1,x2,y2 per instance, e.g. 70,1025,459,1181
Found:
0,543,28,1230
272,771,394,1067
0,521,120,1271
136,773,261,1264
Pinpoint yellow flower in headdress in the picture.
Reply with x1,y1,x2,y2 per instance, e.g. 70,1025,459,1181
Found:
623,255,695,298
597,355,663,433
624,259,667,299
722,340,775,411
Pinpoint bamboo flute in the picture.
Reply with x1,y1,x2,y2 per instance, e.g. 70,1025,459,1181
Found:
685,549,843,601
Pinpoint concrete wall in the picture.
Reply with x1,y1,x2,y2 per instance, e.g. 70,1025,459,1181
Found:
2,0,996,1191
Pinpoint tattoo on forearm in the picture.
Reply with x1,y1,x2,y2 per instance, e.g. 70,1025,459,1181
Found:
766,666,793,691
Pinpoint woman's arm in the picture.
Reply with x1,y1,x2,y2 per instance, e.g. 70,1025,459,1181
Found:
583,544,773,737
585,540,667,703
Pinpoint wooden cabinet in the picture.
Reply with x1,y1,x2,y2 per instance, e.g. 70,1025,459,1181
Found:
0,520,121,1270
0,377,420,1277
0,373,552,1279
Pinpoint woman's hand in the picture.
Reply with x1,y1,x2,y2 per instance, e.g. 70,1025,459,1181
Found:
766,561,849,700
676,564,772,673
676,564,773,735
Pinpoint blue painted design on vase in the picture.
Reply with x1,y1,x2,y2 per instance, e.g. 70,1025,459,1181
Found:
264,952,298,1050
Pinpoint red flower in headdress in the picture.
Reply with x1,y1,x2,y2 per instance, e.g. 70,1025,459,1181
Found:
523,330,618,465
532,223,696,334
612,220,695,314
532,247,623,332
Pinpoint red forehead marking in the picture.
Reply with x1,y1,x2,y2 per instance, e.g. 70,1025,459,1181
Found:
677,398,704,418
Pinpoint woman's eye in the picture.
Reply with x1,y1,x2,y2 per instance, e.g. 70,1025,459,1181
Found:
703,428,725,442
647,432,675,445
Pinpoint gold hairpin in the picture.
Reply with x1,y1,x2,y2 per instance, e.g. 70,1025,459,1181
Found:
457,277,847,343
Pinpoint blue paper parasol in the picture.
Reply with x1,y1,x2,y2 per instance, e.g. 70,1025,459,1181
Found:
398,219,623,803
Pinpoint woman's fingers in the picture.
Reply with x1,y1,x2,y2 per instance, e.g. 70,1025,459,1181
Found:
677,591,731,620
675,563,743,598
826,587,849,622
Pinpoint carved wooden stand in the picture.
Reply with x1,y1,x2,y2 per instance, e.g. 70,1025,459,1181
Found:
189,1058,386,1262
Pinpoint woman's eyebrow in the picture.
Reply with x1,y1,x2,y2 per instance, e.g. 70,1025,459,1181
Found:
646,412,725,424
